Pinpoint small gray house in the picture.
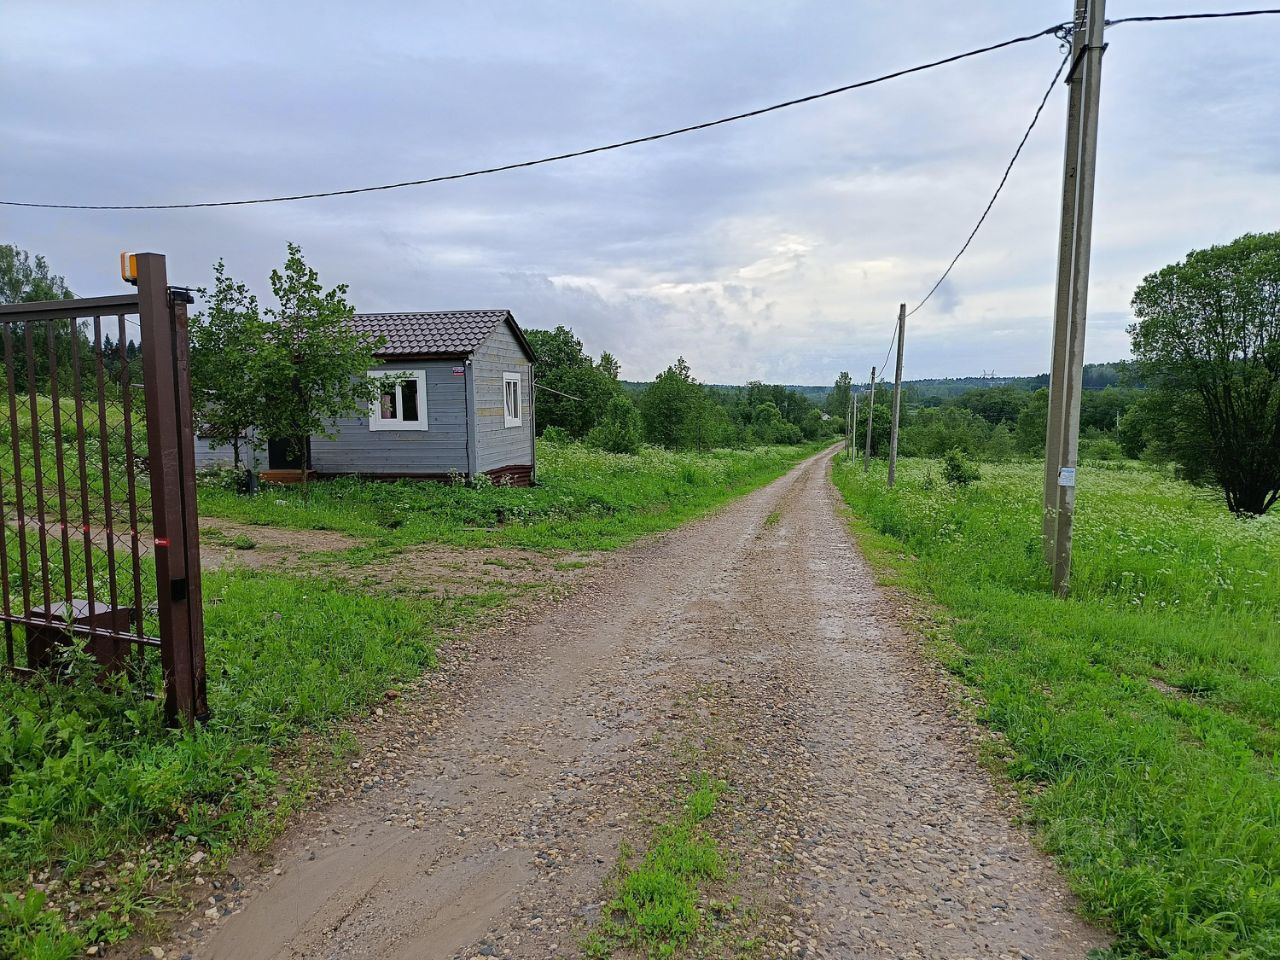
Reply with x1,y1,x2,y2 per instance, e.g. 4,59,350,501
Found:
194,309,538,485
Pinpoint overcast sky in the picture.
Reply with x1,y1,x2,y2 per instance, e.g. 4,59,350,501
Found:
4,2,1278,384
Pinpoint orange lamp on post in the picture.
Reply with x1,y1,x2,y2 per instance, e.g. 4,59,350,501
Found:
120,252,139,286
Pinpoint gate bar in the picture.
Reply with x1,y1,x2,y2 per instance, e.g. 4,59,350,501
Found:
91,317,122,624
44,323,77,616
2,329,32,632
0,295,140,323
23,325,53,616
70,329,98,621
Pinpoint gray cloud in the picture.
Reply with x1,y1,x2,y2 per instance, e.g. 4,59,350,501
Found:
4,0,1279,383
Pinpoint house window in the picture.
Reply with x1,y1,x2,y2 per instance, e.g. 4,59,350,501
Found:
503,373,522,428
369,370,428,431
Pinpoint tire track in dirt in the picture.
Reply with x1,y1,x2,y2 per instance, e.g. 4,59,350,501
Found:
173,449,1106,959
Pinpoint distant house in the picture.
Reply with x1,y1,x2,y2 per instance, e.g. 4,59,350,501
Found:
194,309,538,485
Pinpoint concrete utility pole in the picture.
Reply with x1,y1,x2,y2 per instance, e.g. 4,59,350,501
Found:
887,303,906,488
1044,0,1106,595
863,367,876,472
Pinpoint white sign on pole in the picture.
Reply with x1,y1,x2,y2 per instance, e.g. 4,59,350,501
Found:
1058,466,1077,488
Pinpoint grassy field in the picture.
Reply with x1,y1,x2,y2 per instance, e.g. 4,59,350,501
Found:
198,441,825,551
831,456,1280,960
0,440,822,958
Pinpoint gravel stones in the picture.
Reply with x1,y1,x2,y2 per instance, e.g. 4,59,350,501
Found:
171,450,1107,959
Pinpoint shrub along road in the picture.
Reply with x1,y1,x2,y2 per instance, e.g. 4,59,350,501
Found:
175,448,1104,959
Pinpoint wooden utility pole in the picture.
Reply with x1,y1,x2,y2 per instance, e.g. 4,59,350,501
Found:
887,303,906,487
850,392,858,462
845,394,854,460
863,367,876,471
1043,0,1089,561
1044,0,1106,596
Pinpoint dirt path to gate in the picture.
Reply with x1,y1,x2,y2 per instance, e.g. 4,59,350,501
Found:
175,449,1106,960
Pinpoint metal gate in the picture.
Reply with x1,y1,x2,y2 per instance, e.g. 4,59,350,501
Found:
0,253,207,724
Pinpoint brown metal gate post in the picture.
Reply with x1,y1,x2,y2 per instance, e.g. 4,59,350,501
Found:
136,254,208,725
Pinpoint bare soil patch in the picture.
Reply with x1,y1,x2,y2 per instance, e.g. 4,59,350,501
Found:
198,519,358,572
332,545,597,601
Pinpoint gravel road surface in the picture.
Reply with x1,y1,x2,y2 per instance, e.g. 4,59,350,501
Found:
177,448,1105,959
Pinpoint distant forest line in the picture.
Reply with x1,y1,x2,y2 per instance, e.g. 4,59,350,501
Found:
622,361,1133,403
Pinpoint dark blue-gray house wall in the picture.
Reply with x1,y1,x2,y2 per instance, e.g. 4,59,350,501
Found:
310,361,472,477
473,321,533,475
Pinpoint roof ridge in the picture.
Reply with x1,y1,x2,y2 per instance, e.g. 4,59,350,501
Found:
353,308,510,316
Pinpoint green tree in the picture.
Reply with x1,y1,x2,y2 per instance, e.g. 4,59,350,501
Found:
901,406,990,458
956,385,1028,426
987,422,1015,461
1014,388,1050,455
258,244,382,469
1130,232,1280,514
190,261,273,469
524,326,620,438
851,393,893,458
597,351,621,381
639,357,710,449
587,395,643,454
1117,392,1168,460
801,408,827,440
827,371,853,418
0,245,73,304
0,245,85,395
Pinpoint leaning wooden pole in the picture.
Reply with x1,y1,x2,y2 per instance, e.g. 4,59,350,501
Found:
1044,0,1089,562
863,366,876,472
845,393,854,460
1049,0,1106,597
887,303,906,488
850,392,858,462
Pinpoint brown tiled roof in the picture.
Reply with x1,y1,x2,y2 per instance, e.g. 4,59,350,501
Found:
351,310,534,360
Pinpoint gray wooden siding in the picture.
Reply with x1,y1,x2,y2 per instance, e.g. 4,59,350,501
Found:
310,361,470,475
471,321,533,473
193,434,259,471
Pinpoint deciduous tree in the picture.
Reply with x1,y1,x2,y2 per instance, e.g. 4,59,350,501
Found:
0,245,73,304
524,326,620,438
190,261,272,469
257,244,382,469
1129,232,1280,514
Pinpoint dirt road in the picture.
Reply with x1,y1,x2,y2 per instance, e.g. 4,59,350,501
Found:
179,449,1105,959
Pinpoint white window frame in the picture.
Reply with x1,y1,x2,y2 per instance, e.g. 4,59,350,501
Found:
503,372,523,428
368,369,429,431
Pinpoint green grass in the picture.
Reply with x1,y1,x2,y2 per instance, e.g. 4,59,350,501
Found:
0,440,822,958
203,528,256,551
831,456,1280,960
585,775,728,959
198,440,828,551
0,570,436,955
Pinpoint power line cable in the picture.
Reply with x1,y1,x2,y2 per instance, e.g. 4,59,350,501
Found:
1106,8,1280,26
857,6,1280,378
876,8,1280,375
903,46,1072,320
879,318,897,380
4,9,1276,214
0,24,1070,211
533,381,586,402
